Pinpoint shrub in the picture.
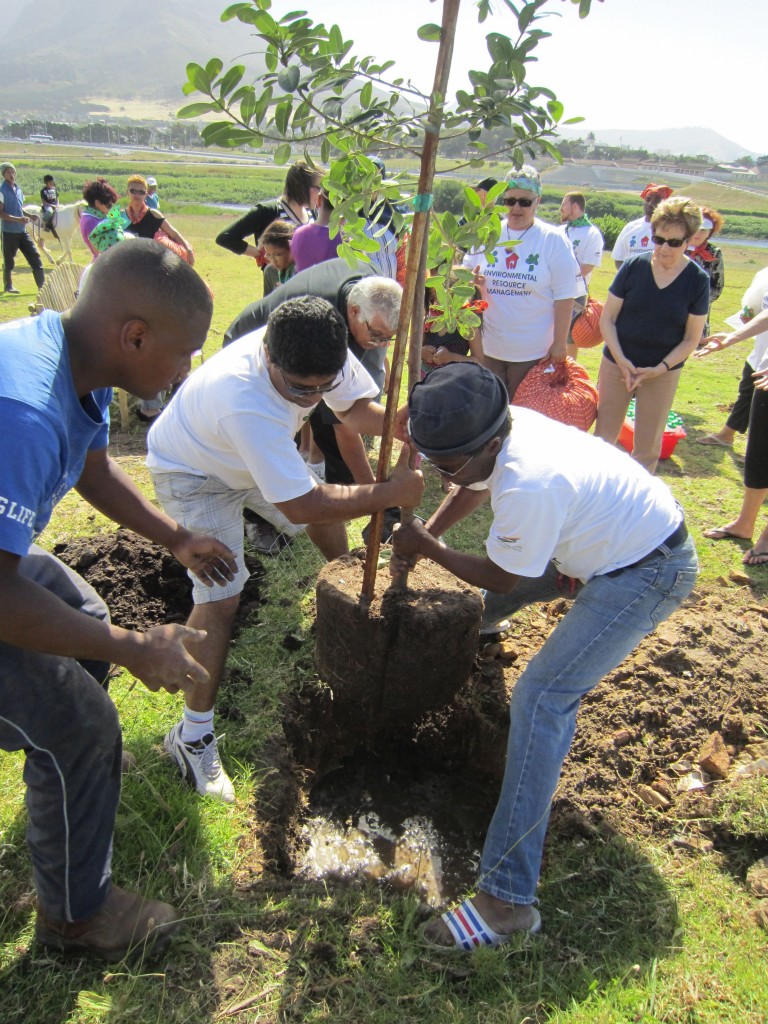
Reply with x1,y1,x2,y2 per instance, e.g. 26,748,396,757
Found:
432,178,467,215
593,214,625,250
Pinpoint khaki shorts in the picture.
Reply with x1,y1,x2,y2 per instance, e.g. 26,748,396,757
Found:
151,470,305,604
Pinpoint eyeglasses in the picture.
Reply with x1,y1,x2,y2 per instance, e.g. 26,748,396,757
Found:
651,234,687,248
279,365,344,398
364,319,394,346
419,450,477,478
502,197,535,208
129,188,147,196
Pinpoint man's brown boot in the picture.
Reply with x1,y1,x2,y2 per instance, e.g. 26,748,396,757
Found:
35,884,181,962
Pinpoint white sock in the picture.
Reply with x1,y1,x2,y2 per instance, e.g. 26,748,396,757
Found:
181,706,214,744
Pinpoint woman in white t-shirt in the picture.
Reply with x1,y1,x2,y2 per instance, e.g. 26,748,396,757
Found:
462,165,579,399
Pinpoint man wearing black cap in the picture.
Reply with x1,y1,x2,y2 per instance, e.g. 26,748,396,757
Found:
392,362,698,951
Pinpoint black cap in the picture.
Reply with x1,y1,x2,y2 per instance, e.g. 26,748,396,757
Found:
408,363,510,458
475,177,498,192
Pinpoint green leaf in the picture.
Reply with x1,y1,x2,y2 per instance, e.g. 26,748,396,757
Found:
320,137,331,163
360,81,373,109
177,102,218,119
274,100,293,135
277,65,301,92
185,63,212,94
547,99,564,122
205,58,224,80
274,142,292,164
417,23,442,41
219,65,246,97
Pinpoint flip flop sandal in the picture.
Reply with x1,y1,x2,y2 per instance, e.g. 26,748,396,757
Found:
695,435,732,448
424,898,541,952
702,527,752,542
743,548,768,566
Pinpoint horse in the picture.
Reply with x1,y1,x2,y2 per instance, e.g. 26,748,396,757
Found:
22,201,86,264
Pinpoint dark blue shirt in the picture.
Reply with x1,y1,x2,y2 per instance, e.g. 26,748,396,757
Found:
606,252,709,369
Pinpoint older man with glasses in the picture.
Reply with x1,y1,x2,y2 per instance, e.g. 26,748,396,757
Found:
461,164,580,400
147,295,423,803
225,258,403,541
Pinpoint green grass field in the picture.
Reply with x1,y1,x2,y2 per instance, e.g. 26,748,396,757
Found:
1,148,768,1023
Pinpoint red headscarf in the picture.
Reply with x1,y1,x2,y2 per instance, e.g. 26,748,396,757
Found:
640,183,673,201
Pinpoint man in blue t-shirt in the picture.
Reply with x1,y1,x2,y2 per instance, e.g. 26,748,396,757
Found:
0,240,236,962
0,162,46,294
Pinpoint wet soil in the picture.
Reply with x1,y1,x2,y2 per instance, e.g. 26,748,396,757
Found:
56,532,768,901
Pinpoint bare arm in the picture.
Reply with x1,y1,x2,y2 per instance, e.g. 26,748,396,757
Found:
695,308,768,357
333,424,376,485
335,398,386,436
391,517,517,592
275,445,423,524
157,215,194,266
549,297,574,362
599,292,636,390
0,548,210,694
0,199,30,226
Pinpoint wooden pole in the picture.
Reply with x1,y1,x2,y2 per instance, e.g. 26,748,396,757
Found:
360,0,461,603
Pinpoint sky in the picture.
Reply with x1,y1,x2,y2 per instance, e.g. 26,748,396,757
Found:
286,0,768,155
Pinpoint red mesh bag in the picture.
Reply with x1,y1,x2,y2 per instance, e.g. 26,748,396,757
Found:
512,358,598,432
154,230,192,263
571,296,604,348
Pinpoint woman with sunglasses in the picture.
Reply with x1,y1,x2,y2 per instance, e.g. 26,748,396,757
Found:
123,175,194,266
595,197,709,473
462,164,580,400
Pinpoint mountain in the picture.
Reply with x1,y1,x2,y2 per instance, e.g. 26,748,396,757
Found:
0,0,266,117
555,125,758,163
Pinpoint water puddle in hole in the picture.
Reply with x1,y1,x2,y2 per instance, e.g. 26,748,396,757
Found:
294,751,497,907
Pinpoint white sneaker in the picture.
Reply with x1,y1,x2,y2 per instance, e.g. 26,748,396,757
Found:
164,722,235,803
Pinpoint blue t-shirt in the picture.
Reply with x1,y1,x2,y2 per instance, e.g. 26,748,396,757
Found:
0,179,26,234
606,252,710,369
0,311,111,555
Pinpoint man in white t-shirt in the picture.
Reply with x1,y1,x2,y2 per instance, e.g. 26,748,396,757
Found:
391,362,697,952
147,296,423,803
612,183,673,268
559,191,605,357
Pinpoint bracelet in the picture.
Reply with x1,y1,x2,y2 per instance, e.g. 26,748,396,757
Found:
662,359,670,371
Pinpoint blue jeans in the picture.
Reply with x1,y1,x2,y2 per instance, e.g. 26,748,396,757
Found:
478,535,698,906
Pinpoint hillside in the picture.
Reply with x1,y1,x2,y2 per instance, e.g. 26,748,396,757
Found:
0,0,265,116
556,125,758,163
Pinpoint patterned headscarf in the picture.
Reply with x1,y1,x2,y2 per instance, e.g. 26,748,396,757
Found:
506,166,542,196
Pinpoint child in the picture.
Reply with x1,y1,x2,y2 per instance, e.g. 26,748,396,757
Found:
258,220,296,297
40,174,59,240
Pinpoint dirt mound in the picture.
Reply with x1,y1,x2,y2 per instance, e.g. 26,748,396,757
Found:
54,529,264,635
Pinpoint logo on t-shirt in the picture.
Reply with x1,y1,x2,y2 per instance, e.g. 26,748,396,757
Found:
525,253,539,271
505,250,519,270
496,534,521,546
641,235,650,248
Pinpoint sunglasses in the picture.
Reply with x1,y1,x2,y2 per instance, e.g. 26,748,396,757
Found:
502,197,535,208
419,450,477,478
279,365,344,398
129,188,147,196
651,234,687,248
